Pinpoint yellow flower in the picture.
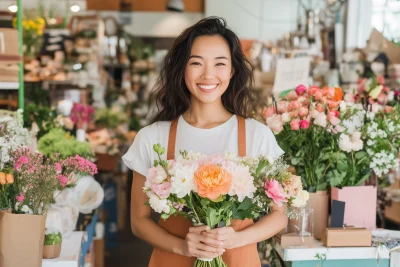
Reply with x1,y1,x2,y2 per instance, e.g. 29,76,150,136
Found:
65,133,71,140
37,29,43,36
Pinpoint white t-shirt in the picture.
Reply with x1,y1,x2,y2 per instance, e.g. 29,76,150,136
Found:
122,115,284,177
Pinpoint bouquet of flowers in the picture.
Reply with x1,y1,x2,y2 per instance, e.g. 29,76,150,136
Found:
353,76,394,106
260,85,345,192
69,103,95,130
144,144,303,267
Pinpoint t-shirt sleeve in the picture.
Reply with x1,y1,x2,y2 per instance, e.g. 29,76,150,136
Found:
254,122,285,159
121,128,151,177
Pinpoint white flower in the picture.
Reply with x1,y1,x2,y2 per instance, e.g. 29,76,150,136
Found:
339,132,363,152
170,162,198,198
367,140,374,146
282,112,292,123
228,164,256,202
291,190,310,208
387,91,395,102
45,227,61,235
371,103,383,113
366,112,375,120
339,101,347,111
370,132,377,139
148,194,169,214
314,112,327,128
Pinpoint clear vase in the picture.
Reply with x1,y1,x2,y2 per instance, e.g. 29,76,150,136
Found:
289,205,314,237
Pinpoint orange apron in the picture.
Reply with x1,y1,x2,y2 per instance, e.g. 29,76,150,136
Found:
148,116,261,267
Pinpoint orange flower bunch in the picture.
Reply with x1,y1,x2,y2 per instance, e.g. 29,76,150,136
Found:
194,164,232,201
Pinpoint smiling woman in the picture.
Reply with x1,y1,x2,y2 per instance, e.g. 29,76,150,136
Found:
150,16,256,125
123,16,288,267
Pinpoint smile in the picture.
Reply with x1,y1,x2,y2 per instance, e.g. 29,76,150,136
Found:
197,84,219,93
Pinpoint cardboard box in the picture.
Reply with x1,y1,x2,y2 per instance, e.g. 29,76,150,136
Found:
276,233,314,248
322,227,372,247
384,178,400,224
0,63,19,82
0,28,21,62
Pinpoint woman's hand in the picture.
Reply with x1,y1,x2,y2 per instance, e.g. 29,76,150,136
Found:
181,225,226,258
201,227,240,249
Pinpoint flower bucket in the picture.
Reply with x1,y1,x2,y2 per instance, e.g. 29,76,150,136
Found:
0,212,46,267
307,191,329,240
43,243,62,259
331,185,377,229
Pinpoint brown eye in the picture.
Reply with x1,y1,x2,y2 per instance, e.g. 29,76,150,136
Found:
190,62,201,66
216,63,226,66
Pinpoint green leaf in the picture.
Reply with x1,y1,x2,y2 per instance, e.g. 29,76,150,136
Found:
206,208,222,228
279,88,295,98
291,158,300,165
44,232,62,245
355,172,372,186
161,213,170,220
316,182,328,191
327,170,346,187
355,151,368,160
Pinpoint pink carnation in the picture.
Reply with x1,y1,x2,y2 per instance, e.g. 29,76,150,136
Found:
265,179,288,206
55,163,62,173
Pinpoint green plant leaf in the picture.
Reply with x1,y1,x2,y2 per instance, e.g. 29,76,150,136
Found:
44,232,62,245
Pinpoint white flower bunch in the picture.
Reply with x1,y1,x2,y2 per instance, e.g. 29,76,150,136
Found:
0,112,32,169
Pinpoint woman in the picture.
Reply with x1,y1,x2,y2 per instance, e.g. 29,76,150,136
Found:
122,17,288,266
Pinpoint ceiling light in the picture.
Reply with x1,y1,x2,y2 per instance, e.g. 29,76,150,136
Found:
166,0,184,12
70,5,80,12
8,5,18,13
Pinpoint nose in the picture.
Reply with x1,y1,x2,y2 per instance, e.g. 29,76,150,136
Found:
201,64,216,80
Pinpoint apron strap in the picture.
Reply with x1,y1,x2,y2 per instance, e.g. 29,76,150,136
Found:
167,115,247,160
167,118,179,160
237,116,246,157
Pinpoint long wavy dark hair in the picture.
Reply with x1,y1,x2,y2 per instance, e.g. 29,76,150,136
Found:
151,16,256,123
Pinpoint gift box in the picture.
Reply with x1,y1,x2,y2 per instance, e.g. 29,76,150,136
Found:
275,233,314,248
322,227,372,247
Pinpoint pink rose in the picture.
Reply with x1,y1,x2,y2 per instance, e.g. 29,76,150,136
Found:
328,100,340,109
300,120,310,129
290,119,300,130
298,96,307,103
286,90,299,100
323,87,335,99
314,91,323,101
288,101,301,111
315,103,325,113
290,110,299,118
377,76,385,85
263,107,276,118
266,115,283,134
328,110,340,118
147,166,168,184
384,106,394,113
308,86,320,96
277,101,289,113
327,113,340,126
295,85,307,96
152,182,171,199
344,93,355,103
265,179,288,206
299,107,309,117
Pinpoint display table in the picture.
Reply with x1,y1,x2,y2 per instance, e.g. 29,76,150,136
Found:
275,239,390,267
42,231,84,267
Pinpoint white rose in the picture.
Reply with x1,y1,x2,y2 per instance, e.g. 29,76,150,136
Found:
314,112,327,128
339,101,347,111
281,112,292,123
339,134,352,153
291,190,310,208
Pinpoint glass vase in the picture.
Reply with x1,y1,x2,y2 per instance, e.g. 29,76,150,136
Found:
289,205,314,237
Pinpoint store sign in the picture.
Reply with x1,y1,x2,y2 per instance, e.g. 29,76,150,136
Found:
273,57,311,97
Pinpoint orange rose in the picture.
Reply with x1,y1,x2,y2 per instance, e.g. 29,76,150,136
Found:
334,87,344,101
0,172,5,185
194,164,232,200
6,174,14,184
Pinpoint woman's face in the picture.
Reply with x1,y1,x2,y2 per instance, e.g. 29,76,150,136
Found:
184,35,234,105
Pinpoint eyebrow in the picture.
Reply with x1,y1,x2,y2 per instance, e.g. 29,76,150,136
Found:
189,55,228,60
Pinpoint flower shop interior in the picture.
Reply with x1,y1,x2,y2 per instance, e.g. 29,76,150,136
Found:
0,0,400,267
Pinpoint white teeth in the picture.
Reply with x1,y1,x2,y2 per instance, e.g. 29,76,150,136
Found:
198,84,218,90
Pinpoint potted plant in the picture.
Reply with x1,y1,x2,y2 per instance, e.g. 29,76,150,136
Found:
43,228,62,259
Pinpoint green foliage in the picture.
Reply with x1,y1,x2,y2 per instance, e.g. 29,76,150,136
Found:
38,129,94,160
44,232,62,245
95,108,128,129
23,104,60,140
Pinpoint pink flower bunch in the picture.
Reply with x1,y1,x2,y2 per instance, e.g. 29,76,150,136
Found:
61,155,98,177
145,166,171,199
282,175,303,198
11,147,98,215
262,85,345,134
69,103,95,129
354,76,392,105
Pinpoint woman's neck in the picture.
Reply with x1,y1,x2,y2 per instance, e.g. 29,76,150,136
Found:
182,98,232,129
